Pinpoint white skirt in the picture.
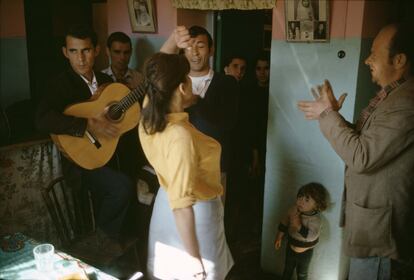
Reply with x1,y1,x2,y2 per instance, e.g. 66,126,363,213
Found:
147,188,234,280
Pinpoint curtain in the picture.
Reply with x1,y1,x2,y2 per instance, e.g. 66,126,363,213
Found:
0,140,62,244
171,0,276,10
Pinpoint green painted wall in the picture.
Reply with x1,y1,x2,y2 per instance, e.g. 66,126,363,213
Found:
129,36,167,72
0,38,30,108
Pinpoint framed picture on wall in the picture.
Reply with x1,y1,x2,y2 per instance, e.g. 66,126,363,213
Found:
285,0,329,42
127,0,157,33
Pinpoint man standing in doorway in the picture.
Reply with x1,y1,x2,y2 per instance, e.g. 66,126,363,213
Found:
161,25,239,204
298,22,414,279
222,54,251,249
223,55,247,82
250,53,270,241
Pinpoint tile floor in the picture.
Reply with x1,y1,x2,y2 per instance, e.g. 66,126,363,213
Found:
225,231,277,280
101,233,279,280
98,202,280,280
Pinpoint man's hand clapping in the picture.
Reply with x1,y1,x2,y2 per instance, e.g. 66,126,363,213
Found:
297,79,347,119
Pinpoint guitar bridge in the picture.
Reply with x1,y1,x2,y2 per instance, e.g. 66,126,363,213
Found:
85,131,101,149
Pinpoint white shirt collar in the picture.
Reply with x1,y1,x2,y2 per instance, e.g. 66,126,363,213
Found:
102,66,133,82
79,72,98,95
190,69,214,98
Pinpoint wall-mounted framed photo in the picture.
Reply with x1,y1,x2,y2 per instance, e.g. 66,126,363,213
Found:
127,0,157,33
285,0,329,42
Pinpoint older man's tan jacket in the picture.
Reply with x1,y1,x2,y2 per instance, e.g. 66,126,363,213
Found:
319,78,414,260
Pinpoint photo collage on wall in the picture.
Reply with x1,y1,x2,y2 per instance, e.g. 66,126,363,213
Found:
285,0,329,42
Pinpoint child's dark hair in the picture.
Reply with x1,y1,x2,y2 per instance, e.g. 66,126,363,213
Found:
297,182,328,211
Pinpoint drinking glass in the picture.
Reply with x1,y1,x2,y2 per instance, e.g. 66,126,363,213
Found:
33,243,55,272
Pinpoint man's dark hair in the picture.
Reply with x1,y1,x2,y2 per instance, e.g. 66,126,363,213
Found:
64,24,98,47
106,31,132,49
297,182,328,211
189,25,213,49
389,22,414,75
223,54,247,68
256,51,270,64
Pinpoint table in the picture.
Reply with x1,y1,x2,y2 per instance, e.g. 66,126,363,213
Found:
0,233,119,280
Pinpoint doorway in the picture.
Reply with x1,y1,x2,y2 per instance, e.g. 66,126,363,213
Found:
214,9,272,81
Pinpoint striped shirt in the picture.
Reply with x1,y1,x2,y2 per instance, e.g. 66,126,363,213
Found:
356,78,406,131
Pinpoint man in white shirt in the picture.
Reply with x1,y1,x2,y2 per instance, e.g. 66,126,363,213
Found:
102,32,143,90
102,31,146,206
160,26,239,205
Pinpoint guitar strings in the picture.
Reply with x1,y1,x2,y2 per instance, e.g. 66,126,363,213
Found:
108,85,145,115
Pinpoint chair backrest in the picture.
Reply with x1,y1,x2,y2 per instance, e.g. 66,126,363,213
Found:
138,165,159,206
0,104,11,145
41,176,95,247
42,176,142,272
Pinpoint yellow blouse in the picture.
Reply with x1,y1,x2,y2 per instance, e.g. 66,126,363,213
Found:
139,112,223,209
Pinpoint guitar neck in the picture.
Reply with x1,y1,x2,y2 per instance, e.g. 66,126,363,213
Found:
118,83,146,111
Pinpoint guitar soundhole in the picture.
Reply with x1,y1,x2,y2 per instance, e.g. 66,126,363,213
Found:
107,103,124,122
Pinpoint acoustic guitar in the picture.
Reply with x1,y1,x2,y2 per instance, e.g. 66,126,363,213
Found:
51,82,145,170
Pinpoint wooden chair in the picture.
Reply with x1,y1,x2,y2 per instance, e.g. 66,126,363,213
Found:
41,176,140,269
0,104,11,145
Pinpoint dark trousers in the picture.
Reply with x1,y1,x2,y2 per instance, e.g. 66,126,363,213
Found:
282,246,314,280
349,256,414,280
250,169,265,236
83,166,134,239
224,163,249,245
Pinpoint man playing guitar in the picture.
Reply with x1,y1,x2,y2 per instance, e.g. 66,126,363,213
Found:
36,24,138,256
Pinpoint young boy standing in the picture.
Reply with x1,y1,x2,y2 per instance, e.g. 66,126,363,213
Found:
275,182,328,280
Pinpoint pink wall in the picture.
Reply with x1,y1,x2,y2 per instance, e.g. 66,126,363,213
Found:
0,0,26,38
272,0,285,41
93,3,109,70
0,0,178,39
107,0,176,39
177,9,209,27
